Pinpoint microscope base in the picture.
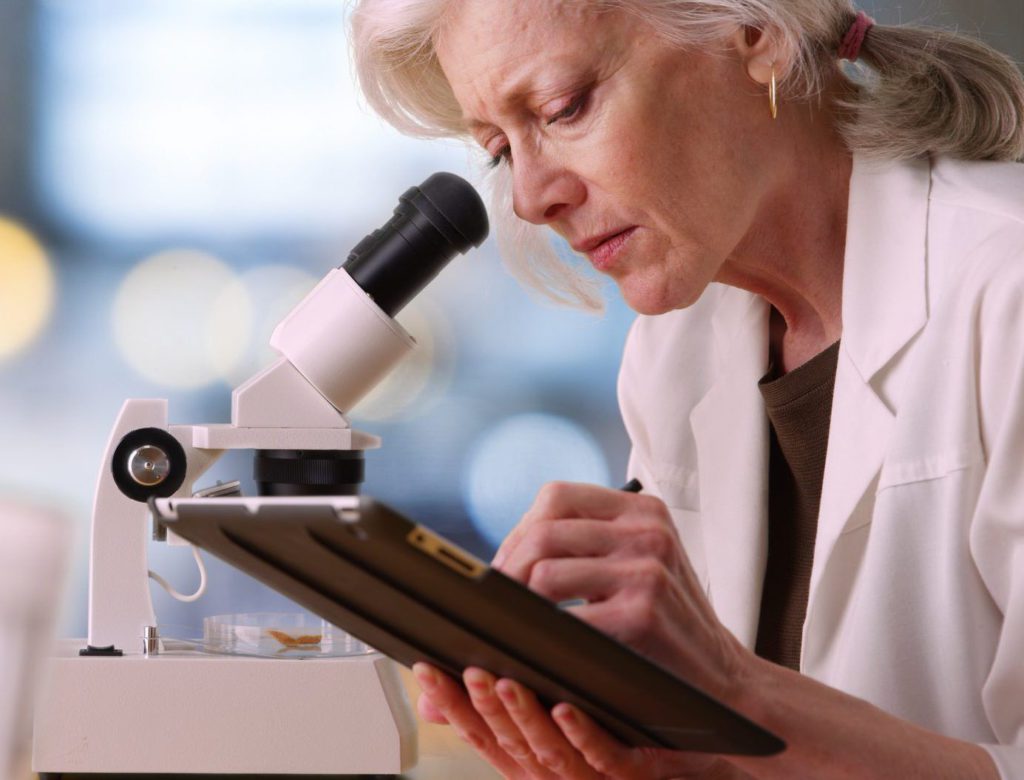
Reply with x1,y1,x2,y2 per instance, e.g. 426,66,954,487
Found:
32,639,417,775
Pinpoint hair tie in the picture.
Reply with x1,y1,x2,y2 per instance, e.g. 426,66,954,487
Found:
838,10,875,61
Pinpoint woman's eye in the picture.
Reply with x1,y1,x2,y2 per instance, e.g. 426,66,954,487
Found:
545,91,589,126
488,144,512,169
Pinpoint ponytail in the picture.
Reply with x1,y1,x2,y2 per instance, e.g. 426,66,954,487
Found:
837,19,1024,162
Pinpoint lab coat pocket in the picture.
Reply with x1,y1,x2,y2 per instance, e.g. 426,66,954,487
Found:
647,465,709,593
877,445,982,492
650,467,700,512
864,446,984,550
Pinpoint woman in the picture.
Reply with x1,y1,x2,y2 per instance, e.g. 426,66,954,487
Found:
351,1,1024,777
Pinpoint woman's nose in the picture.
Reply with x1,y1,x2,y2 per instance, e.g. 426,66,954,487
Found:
511,152,585,225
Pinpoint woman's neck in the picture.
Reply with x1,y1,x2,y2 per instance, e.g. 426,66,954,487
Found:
717,119,853,373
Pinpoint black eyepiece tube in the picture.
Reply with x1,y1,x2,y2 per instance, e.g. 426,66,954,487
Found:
342,172,489,317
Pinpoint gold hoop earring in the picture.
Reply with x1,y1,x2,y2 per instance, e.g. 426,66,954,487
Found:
769,64,778,119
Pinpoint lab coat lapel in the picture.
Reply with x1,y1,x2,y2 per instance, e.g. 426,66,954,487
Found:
807,157,931,616
690,289,770,648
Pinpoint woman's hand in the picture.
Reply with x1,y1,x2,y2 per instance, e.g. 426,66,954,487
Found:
494,481,748,701
413,662,750,779
415,481,756,778
414,481,1001,779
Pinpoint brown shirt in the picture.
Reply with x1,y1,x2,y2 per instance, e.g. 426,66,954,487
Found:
754,341,841,670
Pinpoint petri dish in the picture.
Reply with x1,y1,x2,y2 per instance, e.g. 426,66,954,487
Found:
202,612,374,659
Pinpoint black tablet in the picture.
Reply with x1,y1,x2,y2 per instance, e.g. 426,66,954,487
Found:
152,495,784,756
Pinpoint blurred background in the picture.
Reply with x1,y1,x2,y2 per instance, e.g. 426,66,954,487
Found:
0,0,1020,639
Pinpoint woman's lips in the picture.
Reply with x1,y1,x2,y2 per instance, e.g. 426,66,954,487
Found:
584,227,637,271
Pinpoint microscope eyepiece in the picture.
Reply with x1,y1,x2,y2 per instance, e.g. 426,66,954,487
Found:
343,172,489,317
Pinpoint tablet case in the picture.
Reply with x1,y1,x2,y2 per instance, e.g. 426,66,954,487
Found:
152,495,784,756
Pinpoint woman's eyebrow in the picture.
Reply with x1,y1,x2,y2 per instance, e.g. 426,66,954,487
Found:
463,54,584,124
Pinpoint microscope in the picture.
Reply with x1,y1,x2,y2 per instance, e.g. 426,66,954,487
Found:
32,173,489,777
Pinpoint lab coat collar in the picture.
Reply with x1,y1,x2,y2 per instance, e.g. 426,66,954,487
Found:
690,286,770,647
688,155,932,649
840,155,931,385
804,156,932,657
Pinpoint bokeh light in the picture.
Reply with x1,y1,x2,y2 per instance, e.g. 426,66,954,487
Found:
352,296,455,422
112,249,252,389
0,218,56,363
462,413,611,548
227,264,319,384
37,0,469,241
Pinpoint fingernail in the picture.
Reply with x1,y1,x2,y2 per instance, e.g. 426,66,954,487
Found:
496,681,521,709
414,663,440,691
464,669,492,695
554,704,576,725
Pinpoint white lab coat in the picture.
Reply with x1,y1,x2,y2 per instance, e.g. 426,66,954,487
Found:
618,155,1024,777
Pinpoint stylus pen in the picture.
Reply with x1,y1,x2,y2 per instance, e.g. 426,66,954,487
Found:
621,478,643,493
557,479,643,609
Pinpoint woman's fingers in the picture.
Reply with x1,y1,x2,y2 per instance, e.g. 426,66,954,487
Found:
553,702,639,777
495,678,602,779
525,481,639,523
494,482,677,581
463,668,540,766
412,663,525,778
554,703,734,780
416,690,448,724
497,519,620,582
494,482,640,567
421,665,739,780
526,556,618,603
527,555,674,607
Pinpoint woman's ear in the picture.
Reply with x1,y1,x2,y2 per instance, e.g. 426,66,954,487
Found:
732,25,789,86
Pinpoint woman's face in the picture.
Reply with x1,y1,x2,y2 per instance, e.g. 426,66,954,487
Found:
435,0,779,315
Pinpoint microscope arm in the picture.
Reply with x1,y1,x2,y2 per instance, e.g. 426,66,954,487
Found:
87,399,222,652
86,352,382,654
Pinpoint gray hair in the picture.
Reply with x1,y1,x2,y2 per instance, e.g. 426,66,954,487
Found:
350,0,1024,309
